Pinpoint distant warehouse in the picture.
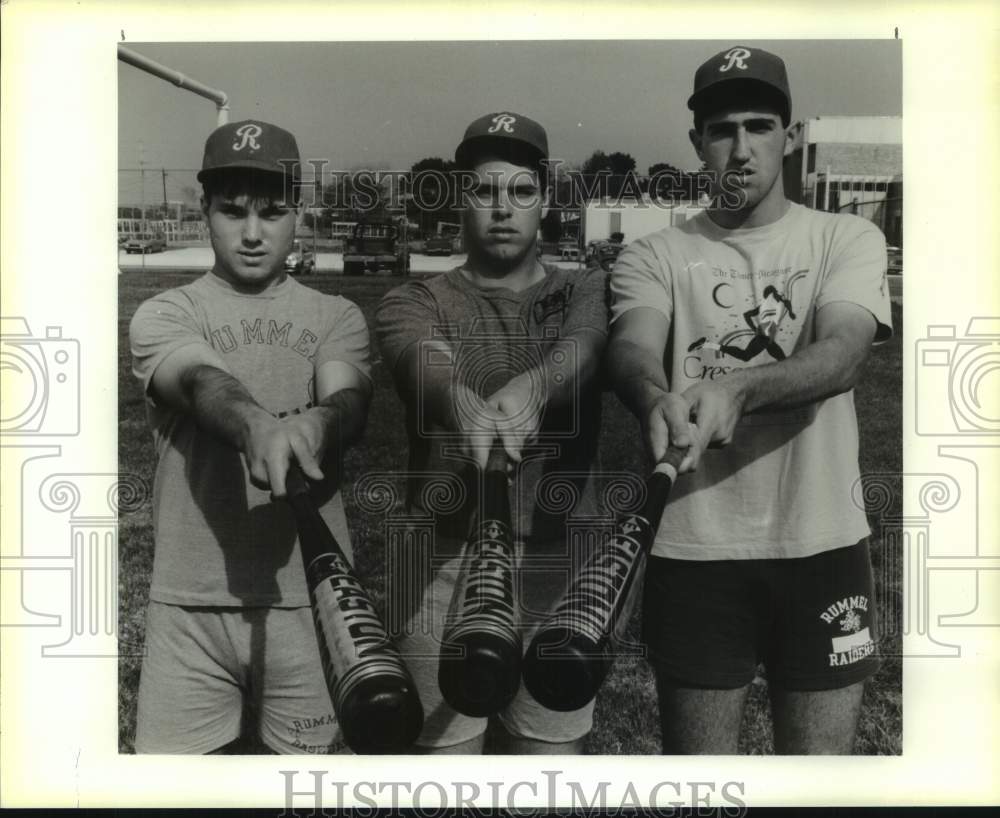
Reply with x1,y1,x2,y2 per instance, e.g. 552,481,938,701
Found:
784,116,902,246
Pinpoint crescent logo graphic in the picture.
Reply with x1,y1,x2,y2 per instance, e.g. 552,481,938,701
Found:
487,114,517,134
712,282,735,308
720,47,751,73
233,123,263,151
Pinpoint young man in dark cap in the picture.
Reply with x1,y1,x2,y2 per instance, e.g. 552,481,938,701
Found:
608,46,892,753
129,120,372,753
376,112,609,754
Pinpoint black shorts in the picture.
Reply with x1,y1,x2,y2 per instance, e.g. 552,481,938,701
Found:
642,540,880,691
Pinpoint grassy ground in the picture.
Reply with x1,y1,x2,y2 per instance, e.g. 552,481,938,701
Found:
118,271,902,755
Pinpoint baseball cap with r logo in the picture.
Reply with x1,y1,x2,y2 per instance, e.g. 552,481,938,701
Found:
197,119,302,182
455,111,549,169
687,46,792,125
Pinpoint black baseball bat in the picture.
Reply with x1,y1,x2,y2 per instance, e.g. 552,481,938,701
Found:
438,443,521,717
522,446,686,712
285,464,424,753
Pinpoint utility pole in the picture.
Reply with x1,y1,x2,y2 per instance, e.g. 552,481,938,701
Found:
139,141,146,231
314,175,320,269
139,141,146,272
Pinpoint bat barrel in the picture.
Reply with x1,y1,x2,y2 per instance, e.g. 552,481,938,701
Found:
288,464,425,753
522,446,685,711
438,443,522,717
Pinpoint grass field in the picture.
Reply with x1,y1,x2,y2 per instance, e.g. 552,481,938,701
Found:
118,271,902,755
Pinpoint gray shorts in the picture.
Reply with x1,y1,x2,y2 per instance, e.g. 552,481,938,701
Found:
135,602,343,754
394,547,598,749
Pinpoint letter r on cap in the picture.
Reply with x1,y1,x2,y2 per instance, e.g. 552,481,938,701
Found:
488,114,517,134
720,48,751,72
233,123,263,151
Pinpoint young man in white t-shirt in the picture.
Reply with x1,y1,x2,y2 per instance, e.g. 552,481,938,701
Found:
607,46,892,754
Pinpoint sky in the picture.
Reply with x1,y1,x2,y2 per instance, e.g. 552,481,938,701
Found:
118,39,901,202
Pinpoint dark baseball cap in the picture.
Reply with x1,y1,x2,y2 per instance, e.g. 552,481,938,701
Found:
197,119,301,182
688,46,791,124
455,111,548,169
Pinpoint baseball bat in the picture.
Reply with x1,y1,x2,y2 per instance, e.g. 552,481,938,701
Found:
285,464,424,753
522,446,687,712
438,443,521,717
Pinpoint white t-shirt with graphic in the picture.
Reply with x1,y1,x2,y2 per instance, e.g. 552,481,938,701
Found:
610,203,892,560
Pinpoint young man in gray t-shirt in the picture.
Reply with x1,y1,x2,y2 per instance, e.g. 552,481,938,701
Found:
376,112,609,754
129,120,371,754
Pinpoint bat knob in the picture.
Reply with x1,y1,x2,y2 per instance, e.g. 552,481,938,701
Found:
438,634,522,718
339,677,424,754
522,628,608,712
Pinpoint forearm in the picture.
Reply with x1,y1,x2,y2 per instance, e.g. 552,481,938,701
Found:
307,387,370,456
393,344,482,434
722,335,869,413
179,364,274,452
607,337,671,419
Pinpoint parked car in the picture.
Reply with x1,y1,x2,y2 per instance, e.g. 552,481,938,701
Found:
123,233,167,254
586,234,627,271
424,235,454,256
558,239,581,260
887,246,903,275
285,240,316,275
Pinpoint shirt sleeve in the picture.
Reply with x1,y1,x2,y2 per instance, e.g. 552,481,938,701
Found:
608,233,673,325
816,215,893,343
561,265,610,337
128,288,211,399
315,297,372,382
374,281,441,375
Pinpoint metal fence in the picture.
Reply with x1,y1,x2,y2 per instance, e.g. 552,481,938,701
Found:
118,168,207,244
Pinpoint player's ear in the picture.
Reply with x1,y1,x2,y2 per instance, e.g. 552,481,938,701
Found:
688,128,705,162
783,120,801,158
540,182,551,220
200,194,211,220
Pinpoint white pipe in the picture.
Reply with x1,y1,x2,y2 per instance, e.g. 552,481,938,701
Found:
118,45,230,125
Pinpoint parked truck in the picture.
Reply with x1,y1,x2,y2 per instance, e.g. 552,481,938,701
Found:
342,218,409,276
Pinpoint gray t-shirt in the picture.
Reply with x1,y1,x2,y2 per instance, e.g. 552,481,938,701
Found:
376,264,609,554
130,272,371,606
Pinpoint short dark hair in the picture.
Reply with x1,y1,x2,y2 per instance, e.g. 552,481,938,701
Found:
456,140,549,194
201,167,301,207
692,81,791,132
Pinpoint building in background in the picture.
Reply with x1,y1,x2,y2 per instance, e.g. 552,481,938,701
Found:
784,116,902,247
581,196,707,246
